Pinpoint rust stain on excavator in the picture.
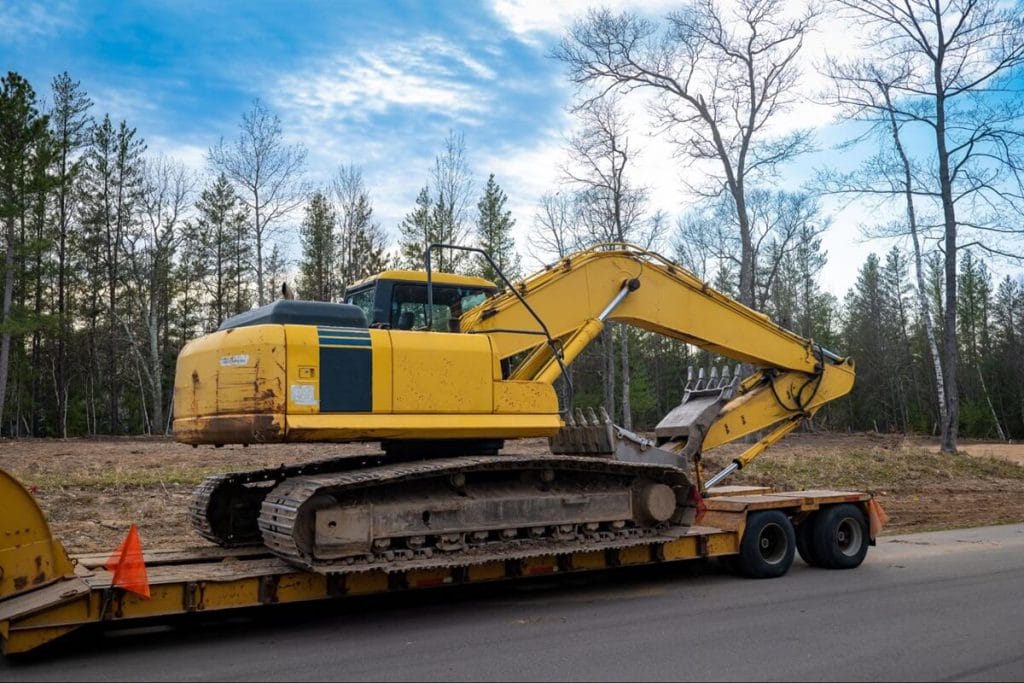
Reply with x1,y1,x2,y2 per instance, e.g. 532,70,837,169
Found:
187,414,283,443
33,555,46,585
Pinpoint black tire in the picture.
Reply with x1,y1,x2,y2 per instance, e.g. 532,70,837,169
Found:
811,503,869,570
736,510,796,579
796,514,821,567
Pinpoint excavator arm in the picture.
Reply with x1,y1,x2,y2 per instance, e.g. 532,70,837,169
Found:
461,244,855,485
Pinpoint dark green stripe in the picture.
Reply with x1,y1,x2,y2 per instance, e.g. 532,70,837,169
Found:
320,347,372,412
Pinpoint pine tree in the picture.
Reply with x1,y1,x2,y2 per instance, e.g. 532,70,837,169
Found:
349,218,390,284
842,255,890,430
48,72,92,436
194,173,252,328
208,99,307,306
991,277,1024,436
263,243,288,305
397,132,472,273
398,187,433,270
0,72,52,435
297,191,336,301
78,114,146,433
332,165,389,289
474,174,520,283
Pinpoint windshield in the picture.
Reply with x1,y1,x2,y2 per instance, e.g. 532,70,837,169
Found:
391,284,492,331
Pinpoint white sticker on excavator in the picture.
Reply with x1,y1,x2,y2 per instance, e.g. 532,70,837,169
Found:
219,354,249,367
290,384,317,405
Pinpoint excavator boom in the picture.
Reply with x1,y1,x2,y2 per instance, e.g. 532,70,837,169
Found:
460,244,854,465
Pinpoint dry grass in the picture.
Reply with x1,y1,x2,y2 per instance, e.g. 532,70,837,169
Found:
2,432,1022,551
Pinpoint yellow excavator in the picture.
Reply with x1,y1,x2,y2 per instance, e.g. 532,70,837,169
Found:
173,244,855,575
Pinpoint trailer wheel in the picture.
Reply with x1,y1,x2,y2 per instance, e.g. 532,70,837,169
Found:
737,510,795,578
812,503,869,569
796,514,820,567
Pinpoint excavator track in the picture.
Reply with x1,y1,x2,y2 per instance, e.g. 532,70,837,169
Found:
258,455,694,574
190,454,389,547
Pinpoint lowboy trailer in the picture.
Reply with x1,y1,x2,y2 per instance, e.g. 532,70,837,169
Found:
1,465,880,657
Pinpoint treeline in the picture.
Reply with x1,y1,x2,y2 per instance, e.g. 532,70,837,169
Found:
2,0,1023,445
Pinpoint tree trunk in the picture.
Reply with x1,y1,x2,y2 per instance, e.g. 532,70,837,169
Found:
0,218,15,433
148,304,163,433
977,366,1006,441
883,90,948,439
934,76,959,454
57,162,68,438
734,186,755,308
255,190,264,306
619,326,632,429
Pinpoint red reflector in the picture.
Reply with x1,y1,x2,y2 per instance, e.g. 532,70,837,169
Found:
526,565,556,576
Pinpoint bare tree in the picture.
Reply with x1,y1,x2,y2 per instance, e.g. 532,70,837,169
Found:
819,62,949,438
562,96,657,429
332,164,388,290
674,189,827,309
530,191,582,266
209,98,308,305
554,0,818,306
530,191,584,411
827,0,1024,453
430,130,474,272
123,156,194,433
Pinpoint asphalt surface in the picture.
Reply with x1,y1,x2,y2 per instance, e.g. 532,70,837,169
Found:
3,524,1022,682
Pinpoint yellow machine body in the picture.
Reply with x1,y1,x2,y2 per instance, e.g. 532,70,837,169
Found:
173,245,854,463
173,324,561,444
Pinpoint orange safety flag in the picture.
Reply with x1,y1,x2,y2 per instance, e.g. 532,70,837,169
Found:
867,498,889,540
104,524,151,599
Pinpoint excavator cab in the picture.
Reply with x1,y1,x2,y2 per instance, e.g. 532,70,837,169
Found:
344,271,497,332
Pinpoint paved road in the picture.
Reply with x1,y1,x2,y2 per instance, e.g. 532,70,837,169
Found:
3,525,1023,682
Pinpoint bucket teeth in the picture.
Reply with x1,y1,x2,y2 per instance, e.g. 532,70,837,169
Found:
587,407,600,426
575,407,586,425
598,406,612,424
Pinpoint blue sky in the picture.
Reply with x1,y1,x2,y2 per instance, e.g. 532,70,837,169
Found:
3,0,1019,297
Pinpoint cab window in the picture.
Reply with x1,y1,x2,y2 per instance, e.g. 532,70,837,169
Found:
346,286,375,322
391,284,492,331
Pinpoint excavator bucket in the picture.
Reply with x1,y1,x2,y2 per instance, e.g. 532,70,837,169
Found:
0,468,76,601
655,365,742,448
549,407,692,471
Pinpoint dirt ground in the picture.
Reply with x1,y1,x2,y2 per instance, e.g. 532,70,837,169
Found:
1,432,1022,554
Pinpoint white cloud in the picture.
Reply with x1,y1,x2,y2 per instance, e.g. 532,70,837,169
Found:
490,0,679,44
145,135,209,172
89,84,162,125
274,37,494,126
0,1,75,44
